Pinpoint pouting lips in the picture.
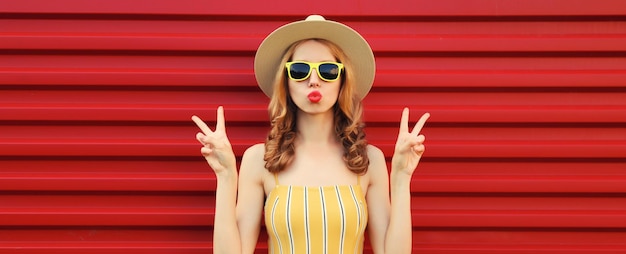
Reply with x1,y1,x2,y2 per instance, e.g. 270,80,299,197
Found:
308,91,322,103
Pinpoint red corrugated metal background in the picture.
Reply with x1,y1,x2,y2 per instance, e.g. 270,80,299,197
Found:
1,0,626,253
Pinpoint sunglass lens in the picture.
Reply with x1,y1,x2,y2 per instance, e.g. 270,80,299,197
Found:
289,63,310,80
319,63,340,80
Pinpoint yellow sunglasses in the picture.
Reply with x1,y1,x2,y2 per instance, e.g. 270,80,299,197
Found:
285,61,344,82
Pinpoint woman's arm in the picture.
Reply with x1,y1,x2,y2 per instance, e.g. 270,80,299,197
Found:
192,106,241,253
192,107,265,254
365,145,414,254
236,144,267,253
364,145,391,253
212,162,241,254
385,165,414,254
388,108,430,253
366,108,430,254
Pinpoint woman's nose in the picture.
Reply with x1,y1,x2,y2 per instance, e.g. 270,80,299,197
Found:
308,69,320,87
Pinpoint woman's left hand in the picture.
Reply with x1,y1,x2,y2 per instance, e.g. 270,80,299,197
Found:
391,108,430,176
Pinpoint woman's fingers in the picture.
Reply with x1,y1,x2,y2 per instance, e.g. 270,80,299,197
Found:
216,106,225,132
399,109,430,136
411,112,430,136
416,134,425,143
404,134,425,149
200,146,213,156
196,131,221,147
393,109,430,174
193,106,226,134
399,107,410,135
412,135,426,153
191,107,237,173
192,115,213,135
196,132,207,145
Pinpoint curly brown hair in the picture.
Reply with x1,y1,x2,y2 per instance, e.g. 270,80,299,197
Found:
263,39,369,174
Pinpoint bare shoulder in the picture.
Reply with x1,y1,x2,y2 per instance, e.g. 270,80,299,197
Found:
366,144,385,159
243,143,265,159
240,143,267,181
366,144,386,169
366,144,389,181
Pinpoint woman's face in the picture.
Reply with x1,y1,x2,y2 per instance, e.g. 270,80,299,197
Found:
287,40,342,115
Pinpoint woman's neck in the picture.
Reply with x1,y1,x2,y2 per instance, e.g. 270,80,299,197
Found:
295,110,336,144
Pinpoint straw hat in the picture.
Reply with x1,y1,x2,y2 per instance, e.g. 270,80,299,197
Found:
254,15,375,100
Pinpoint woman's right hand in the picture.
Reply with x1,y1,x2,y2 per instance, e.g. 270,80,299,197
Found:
192,106,237,175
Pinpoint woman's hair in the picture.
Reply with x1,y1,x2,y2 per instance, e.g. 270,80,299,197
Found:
264,39,369,174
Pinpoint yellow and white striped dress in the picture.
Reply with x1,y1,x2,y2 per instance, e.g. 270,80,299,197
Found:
264,175,368,254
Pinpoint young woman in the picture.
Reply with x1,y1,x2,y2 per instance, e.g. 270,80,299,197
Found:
192,15,429,254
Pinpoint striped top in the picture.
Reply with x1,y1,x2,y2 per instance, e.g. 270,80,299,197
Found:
264,175,368,254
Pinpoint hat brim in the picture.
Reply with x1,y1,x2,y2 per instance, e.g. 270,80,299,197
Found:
254,16,375,100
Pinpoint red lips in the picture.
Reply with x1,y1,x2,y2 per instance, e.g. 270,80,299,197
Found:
307,91,322,103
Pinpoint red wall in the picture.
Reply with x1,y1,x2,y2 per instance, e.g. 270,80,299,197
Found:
1,0,626,253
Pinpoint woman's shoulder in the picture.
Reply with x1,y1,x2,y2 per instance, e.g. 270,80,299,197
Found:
365,144,388,178
242,143,266,163
245,143,265,154
239,143,268,183
366,144,385,160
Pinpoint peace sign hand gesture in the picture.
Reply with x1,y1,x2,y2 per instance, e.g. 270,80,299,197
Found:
191,106,237,175
391,108,430,176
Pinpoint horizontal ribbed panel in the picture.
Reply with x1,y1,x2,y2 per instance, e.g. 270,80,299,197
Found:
1,0,625,253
